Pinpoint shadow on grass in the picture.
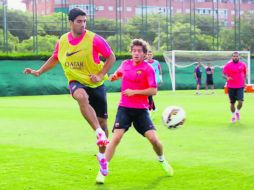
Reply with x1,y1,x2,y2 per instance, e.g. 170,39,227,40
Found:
227,122,246,128
144,176,173,190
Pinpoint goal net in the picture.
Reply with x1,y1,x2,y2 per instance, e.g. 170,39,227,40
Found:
163,50,251,91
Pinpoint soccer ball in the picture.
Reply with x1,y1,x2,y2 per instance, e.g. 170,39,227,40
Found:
162,106,186,128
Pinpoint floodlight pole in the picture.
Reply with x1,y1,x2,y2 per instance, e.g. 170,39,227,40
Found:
172,50,176,91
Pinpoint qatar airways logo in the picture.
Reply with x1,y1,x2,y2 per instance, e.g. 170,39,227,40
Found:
64,62,84,70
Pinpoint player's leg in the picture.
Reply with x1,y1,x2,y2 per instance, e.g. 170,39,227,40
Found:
98,107,128,183
105,128,125,162
235,88,244,121
211,84,215,94
89,84,109,147
70,82,106,137
210,79,215,94
96,128,125,184
133,110,173,176
144,130,174,176
105,107,131,162
145,130,163,157
86,85,111,181
196,78,201,95
228,88,237,123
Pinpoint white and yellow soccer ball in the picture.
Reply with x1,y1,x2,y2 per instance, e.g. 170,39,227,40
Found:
162,106,186,129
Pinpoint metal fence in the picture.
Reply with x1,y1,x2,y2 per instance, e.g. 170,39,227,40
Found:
0,0,253,53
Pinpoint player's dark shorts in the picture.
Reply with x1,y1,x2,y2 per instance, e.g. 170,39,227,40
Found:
206,79,214,85
112,106,156,136
206,75,213,85
196,77,201,85
228,87,244,104
69,81,108,119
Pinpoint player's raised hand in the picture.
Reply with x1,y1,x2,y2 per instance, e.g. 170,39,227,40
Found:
108,74,118,81
23,68,40,77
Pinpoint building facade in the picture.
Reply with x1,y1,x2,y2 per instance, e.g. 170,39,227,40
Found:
22,0,254,27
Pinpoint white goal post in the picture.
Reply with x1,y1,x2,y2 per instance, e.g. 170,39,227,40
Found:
163,50,251,91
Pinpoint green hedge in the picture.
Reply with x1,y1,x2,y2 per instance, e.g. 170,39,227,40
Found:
0,52,174,61
0,52,253,61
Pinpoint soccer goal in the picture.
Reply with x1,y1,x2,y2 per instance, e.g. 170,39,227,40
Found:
163,50,251,91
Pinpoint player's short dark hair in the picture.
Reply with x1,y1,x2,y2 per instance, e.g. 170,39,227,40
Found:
68,8,86,22
130,39,149,54
232,51,239,56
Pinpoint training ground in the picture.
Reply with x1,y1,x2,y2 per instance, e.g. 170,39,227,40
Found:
0,90,253,190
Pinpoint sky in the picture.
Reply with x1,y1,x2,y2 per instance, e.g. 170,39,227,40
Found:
8,0,26,11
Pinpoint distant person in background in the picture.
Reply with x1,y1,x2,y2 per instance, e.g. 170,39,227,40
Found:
204,63,215,94
23,8,116,183
194,62,202,95
145,50,163,112
222,52,247,123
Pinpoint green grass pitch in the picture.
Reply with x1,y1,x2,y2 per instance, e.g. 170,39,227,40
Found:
0,90,253,190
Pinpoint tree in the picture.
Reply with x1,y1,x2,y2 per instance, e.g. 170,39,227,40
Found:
219,28,235,50
153,22,214,51
38,13,68,37
0,30,19,52
106,34,132,53
240,13,254,51
92,18,116,39
17,35,58,53
0,9,33,40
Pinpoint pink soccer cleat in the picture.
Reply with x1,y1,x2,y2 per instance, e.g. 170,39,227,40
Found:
236,112,240,121
231,117,236,123
96,133,109,147
97,156,108,176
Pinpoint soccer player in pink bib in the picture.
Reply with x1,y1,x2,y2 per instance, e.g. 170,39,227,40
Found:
23,8,116,182
223,52,247,123
100,39,173,184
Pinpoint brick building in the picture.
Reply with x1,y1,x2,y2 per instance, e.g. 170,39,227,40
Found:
22,0,254,27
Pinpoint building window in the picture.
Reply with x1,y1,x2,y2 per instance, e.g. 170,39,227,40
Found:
96,6,104,11
117,7,123,11
69,4,95,15
108,6,113,11
126,7,132,12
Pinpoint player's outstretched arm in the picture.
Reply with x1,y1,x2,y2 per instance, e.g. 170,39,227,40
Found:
108,72,121,81
90,53,116,83
24,55,58,77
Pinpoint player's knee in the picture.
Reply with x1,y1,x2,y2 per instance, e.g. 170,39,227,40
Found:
149,136,160,146
73,91,89,104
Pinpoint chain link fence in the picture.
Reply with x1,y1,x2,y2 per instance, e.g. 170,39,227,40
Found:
0,0,253,53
